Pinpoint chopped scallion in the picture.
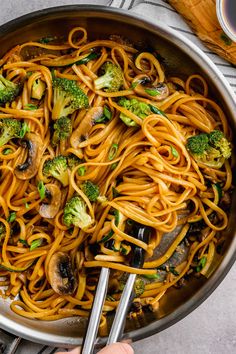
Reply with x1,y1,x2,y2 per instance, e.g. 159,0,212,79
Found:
24,103,38,111
7,212,16,223
108,143,119,160
19,122,30,138
145,88,160,96
171,145,179,158
30,239,43,251
38,181,46,200
2,148,12,155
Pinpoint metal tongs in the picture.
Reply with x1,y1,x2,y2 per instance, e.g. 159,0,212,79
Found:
81,223,151,354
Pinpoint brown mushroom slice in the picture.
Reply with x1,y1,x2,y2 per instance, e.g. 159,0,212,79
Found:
48,252,77,296
71,107,103,148
15,133,43,180
132,75,169,101
39,184,61,219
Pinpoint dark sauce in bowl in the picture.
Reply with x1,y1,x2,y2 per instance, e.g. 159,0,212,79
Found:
223,0,236,34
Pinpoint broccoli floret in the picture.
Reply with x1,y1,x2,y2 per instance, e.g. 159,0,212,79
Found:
0,222,6,242
52,116,72,146
43,155,69,187
134,278,145,297
208,130,231,159
0,75,20,105
0,118,22,147
81,180,100,202
67,154,82,170
118,98,151,126
31,79,46,100
52,77,89,119
63,195,93,230
94,62,123,92
186,130,231,168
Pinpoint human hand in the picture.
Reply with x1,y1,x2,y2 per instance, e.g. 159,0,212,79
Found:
57,342,134,354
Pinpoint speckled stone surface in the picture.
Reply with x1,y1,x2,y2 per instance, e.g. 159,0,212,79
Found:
0,1,235,354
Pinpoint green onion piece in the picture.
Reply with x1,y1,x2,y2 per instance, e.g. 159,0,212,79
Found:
111,246,120,252
108,143,119,160
78,166,86,176
143,273,160,279
19,122,30,138
24,103,38,111
120,245,128,255
220,32,232,46
103,105,112,120
169,267,179,276
145,88,160,96
38,181,46,200
196,256,207,272
39,36,55,44
99,230,114,243
27,71,33,77
131,81,139,89
75,52,99,65
95,105,112,124
111,162,118,170
23,199,30,209
2,148,13,155
7,212,16,223
30,239,43,251
214,183,222,200
112,187,120,198
149,104,167,117
19,239,28,246
114,210,119,226
171,145,179,158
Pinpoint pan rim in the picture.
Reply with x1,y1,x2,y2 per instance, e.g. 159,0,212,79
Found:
0,4,235,347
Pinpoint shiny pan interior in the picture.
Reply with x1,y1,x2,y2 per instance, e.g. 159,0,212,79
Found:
0,5,235,348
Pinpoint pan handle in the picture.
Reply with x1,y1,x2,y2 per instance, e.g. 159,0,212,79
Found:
0,329,21,354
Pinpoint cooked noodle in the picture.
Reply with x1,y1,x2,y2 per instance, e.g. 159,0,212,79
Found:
0,27,233,328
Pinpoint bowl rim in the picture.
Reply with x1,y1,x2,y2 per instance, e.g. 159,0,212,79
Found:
0,4,236,348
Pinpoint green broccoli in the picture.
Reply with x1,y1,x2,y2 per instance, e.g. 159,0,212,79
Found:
94,62,123,92
31,79,46,100
186,130,231,168
0,118,22,147
67,154,82,169
118,98,151,126
81,180,100,202
43,155,69,187
208,130,231,158
52,116,72,146
0,75,20,105
63,195,93,230
52,77,89,119
134,278,145,297
0,222,6,242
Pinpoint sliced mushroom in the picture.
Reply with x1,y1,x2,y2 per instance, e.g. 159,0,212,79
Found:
132,74,169,101
39,184,62,218
71,107,103,148
48,252,77,295
15,133,43,180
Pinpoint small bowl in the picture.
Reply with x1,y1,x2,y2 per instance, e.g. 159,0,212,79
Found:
216,0,236,42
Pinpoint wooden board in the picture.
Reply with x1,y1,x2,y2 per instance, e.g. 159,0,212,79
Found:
168,0,236,65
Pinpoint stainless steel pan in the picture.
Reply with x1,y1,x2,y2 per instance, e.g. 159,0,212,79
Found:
0,5,235,348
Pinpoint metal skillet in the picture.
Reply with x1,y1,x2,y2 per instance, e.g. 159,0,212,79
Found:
0,4,236,349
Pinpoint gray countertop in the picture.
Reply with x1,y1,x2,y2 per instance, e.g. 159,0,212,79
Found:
0,1,235,353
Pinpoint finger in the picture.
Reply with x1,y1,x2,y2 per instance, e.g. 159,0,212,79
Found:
57,348,80,354
98,343,134,354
